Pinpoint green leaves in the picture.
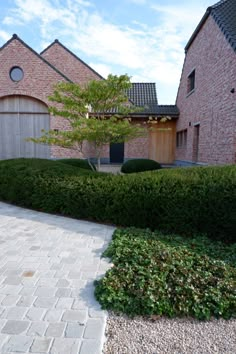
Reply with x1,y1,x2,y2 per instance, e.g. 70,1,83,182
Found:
95,228,236,320
28,74,145,170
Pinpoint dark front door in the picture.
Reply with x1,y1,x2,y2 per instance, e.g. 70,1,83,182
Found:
110,142,124,163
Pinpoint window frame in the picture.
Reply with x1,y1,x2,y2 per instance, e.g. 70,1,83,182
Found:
176,129,187,148
187,68,195,95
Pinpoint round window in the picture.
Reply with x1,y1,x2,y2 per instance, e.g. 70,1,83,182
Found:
9,67,24,82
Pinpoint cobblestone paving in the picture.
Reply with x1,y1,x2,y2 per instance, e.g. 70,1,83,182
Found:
0,202,114,353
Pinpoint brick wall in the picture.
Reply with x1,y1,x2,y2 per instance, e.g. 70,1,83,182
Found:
0,37,153,163
0,38,67,105
176,15,236,165
41,42,102,84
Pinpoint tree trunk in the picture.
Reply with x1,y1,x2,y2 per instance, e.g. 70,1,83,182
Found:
97,156,101,171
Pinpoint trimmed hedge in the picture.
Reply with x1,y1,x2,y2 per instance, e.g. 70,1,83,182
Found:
58,158,96,171
0,159,235,243
121,158,161,173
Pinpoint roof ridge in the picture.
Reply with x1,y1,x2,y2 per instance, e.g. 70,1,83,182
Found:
211,0,227,9
41,39,104,80
0,34,72,82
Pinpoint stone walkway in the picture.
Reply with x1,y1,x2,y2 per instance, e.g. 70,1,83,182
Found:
0,202,114,353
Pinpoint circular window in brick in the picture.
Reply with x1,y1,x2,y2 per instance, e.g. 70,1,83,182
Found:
9,66,24,82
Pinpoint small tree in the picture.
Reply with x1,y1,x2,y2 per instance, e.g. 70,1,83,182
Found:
29,74,145,170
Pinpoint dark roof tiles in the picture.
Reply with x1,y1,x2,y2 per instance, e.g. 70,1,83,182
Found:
127,83,178,116
186,0,236,52
211,0,236,51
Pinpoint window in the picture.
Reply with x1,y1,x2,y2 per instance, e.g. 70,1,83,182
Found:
187,69,195,93
9,66,24,82
176,129,187,148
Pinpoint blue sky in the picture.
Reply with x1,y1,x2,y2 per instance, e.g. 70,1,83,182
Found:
0,0,214,104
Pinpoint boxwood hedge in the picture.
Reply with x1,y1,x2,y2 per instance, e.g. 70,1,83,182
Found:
58,158,96,171
0,158,235,243
121,158,161,173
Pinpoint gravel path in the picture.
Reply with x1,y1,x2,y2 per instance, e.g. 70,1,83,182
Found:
103,313,236,354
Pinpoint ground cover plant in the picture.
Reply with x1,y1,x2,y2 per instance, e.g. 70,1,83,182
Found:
95,228,236,320
0,159,235,242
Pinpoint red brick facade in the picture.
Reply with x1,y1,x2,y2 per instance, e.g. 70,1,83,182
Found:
0,35,177,163
41,41,103,84
176,15,236,165
0,38,67,105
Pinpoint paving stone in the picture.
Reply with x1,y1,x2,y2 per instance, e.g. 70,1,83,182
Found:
56,279,70,287
70,280,86,289
0,319,7,331
46,322,66,337
50,338,81,354
61,257,77,264
1,320,29,335
2,335,33,353
65,323,85,338
56,297,74,309
19,287,35,296
1,295,20,306
17,296,36,307
43,309,63,322
55,288,72,297
33,297,57,308
0,334,8,347
79,339,103,354
27,321,47,336
62,310,87,324
30,338,52,353
34,287,56,297
68,271,81,279
3,277,22,285
0,285,22,295
88,308,106,319
54,270,69,278
26,307,45,321
83,318,105,339
4,306,27,320
0,202,114,354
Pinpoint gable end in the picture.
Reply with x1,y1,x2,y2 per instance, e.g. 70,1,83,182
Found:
41,39,104,80
0,34,72,82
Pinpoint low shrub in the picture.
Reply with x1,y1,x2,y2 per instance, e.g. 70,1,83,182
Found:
95,228,236,319
58,158,96,171
0,159,235,243
121,158,161,173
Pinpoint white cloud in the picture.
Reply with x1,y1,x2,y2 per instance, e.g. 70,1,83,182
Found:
88,63,111,78
2,0,212,103
0,30,11,42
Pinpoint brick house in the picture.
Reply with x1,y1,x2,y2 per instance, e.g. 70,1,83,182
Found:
0,34,178,164
176,0,236,165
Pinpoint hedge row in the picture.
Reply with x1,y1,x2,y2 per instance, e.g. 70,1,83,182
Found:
121,158,161,173
0,159,235,243
58,158,96,171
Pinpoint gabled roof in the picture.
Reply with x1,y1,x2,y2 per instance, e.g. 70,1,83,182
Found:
127,82,158,114
0,34,72,82
127,83,178,116
185,0,236,52
41,39,104,80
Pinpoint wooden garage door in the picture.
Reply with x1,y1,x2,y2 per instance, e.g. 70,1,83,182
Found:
0,96,50,159
149,121,176,164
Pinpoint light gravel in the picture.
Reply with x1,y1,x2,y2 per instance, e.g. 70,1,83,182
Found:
103,313,236,354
